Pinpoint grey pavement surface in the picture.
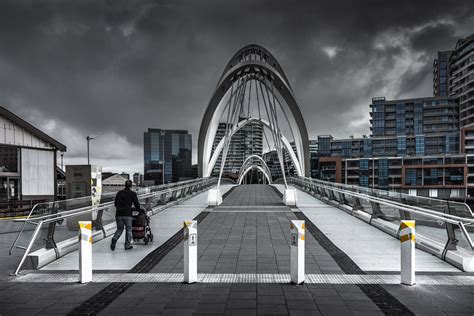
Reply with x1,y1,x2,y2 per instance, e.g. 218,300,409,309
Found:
1,184,474,315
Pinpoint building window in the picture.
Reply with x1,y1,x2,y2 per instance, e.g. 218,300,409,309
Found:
0,146,19,173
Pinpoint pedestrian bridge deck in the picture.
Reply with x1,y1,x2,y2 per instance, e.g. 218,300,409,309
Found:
42,185,234,271
274,184,458,272
41,183,458,272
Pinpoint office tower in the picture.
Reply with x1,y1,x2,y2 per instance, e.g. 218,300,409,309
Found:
211,119,263,180
144,129,192,185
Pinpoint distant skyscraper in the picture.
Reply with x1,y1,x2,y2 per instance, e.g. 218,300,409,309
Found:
133,172,143,186
211,118,263,180
144,129,192,185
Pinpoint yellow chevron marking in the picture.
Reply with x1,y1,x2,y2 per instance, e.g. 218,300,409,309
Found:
400,221,415,230
79,223,92,230
400,233,415,243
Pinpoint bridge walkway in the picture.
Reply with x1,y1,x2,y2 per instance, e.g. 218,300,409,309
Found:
42,185,234,271
5,185,474,315
273,185,459,272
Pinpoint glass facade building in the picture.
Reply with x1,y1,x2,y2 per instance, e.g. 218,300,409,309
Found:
211,119,263,180
144,129,192,185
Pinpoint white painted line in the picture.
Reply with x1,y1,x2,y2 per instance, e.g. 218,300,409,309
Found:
12,273,474,285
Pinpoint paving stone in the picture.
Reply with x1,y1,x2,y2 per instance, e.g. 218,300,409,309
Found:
161,308,194,316
226,299,257,309
225,309,257,316
286,299,318,310
288,310,322,316
230,291,257,299
195,303,226,313
316,304,353,315
257,304,288,314
257,295,286,305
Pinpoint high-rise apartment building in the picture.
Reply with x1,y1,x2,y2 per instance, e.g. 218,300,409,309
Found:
370,96,459,156
211,119,263,180
433,51,452,97
143,129,192,185
448,35,474,128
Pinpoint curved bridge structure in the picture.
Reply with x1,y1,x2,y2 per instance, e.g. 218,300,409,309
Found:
197,44,310,183
237,154,273,185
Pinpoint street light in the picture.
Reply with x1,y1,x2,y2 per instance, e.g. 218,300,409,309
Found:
86,135,97,165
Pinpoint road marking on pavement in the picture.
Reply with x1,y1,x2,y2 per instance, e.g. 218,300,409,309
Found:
11,273,474,285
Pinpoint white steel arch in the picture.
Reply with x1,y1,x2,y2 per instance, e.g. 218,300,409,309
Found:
237,154,273,185
238,165,272,185
198,45,310,181
204,117,302,177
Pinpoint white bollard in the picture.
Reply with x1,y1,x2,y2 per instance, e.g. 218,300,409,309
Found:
184,220,198,283
290,220,305,284
284,188,297,206
400,220,415,285
79,221,92,283
208,189,223,206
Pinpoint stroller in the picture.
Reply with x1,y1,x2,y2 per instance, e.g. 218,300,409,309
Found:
132,206,153,245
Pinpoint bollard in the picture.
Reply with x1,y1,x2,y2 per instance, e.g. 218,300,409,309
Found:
208,189,223,206
284,188,297,206
79,221,92,283
184,220,198,283
400,220,415,285
290,220,305,284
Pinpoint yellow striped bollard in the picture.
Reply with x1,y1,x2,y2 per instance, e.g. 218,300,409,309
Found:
290,220,305,284
400,220,415,285
79,221,92,283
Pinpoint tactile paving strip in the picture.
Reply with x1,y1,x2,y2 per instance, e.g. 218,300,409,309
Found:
66,186,238,316
294,208,415,315
13,272,474,285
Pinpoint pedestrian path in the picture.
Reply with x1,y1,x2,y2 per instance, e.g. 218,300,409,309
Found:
7,184,474,316
273,184,460,272
42,185,234,271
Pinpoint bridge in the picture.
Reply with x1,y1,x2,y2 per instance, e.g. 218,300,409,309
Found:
3,45,474,315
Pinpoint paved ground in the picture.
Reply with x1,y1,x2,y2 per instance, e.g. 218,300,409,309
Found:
43,185,234,271
2,184,474,315
273,185,459,272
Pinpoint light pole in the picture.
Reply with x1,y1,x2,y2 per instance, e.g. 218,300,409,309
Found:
86,135,97,165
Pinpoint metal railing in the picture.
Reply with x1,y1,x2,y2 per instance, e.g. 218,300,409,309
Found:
9,178,212,256
286,177,474,263
11,177,217,275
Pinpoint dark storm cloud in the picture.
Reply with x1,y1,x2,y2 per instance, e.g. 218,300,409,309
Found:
0,0,473,172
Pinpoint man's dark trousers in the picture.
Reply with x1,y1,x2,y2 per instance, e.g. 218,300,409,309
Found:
112,216,133,247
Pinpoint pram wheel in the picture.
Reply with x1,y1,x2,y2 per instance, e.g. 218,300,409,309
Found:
144,236,149,245
149,234,154,242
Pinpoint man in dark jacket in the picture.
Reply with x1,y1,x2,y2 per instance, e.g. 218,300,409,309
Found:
111,180,140,250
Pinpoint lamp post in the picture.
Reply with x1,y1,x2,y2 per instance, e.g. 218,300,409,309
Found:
86,135,97,165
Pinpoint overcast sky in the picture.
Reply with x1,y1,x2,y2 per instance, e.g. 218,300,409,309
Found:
0,0,473,175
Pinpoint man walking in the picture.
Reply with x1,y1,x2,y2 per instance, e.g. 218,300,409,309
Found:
111,180,140,250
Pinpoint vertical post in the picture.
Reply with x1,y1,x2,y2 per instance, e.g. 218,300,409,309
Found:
79,221,92,283
290,220,305,284
184,220,197,283
400,220,415,285
87,137,90,165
